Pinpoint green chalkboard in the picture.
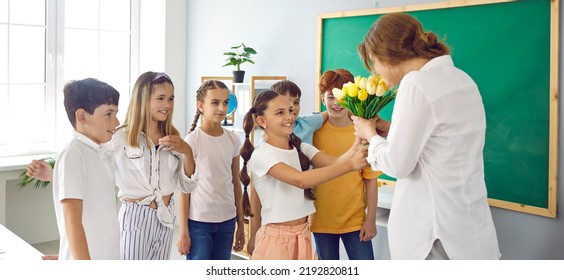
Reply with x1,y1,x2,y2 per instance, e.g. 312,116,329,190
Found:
317,0,558,217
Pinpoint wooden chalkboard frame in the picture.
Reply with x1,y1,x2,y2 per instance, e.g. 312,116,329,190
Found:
316,0,559,217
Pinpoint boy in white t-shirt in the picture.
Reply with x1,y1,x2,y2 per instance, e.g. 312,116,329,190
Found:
52,78,121,260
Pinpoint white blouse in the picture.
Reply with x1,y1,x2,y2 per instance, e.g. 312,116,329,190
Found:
110,128,196,228
367,55,500,259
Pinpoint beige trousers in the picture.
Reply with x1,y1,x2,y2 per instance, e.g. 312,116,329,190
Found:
251,221,312,260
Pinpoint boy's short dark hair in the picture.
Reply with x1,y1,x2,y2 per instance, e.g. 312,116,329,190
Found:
270,80,302,98
63,78,120,128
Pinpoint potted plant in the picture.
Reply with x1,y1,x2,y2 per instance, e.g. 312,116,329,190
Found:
223,43,257,83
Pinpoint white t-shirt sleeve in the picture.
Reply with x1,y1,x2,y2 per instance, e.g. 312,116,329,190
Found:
252,143,319,178
251,145,278,178
300,142,320,160
229,130,242,158
57,147,85,201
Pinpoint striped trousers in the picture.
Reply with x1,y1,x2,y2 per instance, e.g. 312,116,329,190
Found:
118,199,175,260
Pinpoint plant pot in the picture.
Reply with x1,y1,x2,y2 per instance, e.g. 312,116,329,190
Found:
233,70,245,83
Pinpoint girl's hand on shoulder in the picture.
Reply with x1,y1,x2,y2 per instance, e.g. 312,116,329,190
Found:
159,135,191,155
233,225,245,252
26,159,53,182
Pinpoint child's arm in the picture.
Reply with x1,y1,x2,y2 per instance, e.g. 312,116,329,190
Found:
247,185,261,256
182,144,196,178
176,192,191,256
61,199,91,260
158,135,195,177
305,136,366,168
267,147,368,189
26,159,54,181
160,135,197,193
231,156,245,252
360,178,378,241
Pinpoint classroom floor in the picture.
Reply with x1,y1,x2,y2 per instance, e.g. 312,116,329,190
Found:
31,225,246,260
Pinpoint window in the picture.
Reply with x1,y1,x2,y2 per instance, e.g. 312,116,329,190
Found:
0,0,50,157
0,0,156,158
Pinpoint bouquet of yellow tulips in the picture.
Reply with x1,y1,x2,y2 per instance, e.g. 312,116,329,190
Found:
332,75,397,119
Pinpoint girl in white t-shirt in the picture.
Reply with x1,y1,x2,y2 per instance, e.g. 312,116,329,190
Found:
176,80,245,260
239,90,368,260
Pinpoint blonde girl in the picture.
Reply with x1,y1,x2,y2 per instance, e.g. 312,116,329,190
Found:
240,90,368,260
112,71,196,260
176,80,245,260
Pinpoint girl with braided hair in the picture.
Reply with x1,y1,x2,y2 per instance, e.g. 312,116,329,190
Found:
176,79,245,260
240,90,368,260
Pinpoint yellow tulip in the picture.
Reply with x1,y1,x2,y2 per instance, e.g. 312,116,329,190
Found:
375,79,388,97
332,87,344,100
348,83,359,97
358,89,368,101
374,74,383,82
359,77,367,90
354,76,362,87
366,77,378,95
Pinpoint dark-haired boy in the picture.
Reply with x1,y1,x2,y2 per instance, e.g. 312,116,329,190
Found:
53,78,121,260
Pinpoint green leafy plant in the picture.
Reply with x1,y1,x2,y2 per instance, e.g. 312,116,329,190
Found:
17,157,56,190
222,43,257,71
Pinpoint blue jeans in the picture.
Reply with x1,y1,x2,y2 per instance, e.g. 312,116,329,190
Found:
186,218,236,260
313,231,374,260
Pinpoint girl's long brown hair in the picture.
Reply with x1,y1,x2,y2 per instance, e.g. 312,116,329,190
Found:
120,71,179,148
239,90,315,217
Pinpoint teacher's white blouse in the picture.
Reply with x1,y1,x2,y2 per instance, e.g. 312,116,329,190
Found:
367,55,500,259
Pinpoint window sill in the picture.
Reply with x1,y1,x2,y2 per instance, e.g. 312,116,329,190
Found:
0,153,57,172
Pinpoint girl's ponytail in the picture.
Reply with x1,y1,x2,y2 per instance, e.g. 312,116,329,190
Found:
289,133,316,200
239,107,257,217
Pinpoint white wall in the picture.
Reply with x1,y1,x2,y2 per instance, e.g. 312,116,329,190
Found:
185,0,421,122
184,0,564,260
165,0,188,136
5,180,58,244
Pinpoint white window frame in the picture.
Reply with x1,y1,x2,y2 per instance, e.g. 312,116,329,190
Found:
0,0,151,159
